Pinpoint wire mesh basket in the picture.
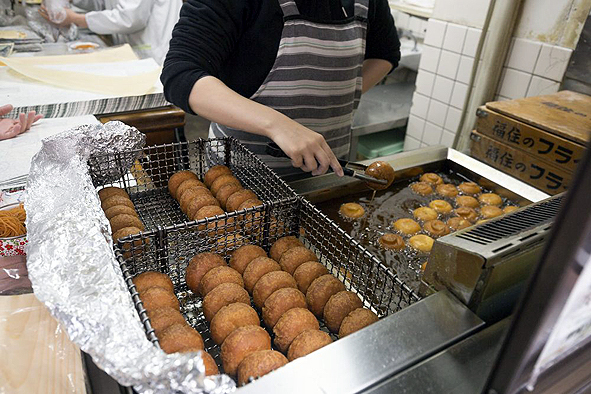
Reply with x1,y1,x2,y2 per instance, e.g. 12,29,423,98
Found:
88,137,297,230
115,197,422,374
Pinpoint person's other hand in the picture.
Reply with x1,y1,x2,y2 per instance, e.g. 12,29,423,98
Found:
269,118,344,177
38,5,77,28
0,105,43,141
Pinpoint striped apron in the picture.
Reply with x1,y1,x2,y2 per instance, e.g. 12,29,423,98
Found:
210,0,369,177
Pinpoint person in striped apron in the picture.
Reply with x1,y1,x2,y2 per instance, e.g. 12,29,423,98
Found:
162,0,400,178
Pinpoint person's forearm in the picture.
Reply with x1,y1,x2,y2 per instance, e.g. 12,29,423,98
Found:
361,59,393,93
70,12,88,28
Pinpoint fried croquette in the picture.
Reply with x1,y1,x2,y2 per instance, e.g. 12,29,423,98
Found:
226,189,258,212
419,173,443,185
237,350,288,386
101,195,134,211
393,218,421,235
273,307,319,353
262,287,307,329
458,182,481,195
140,286,179,311
98,186,129,202
203,282,250,322
104,204,138,220
409,234,435,252
147,306,186,336
210,303,260,345
423,220,450,237
243,257,281,294
110,213,144,234
200,266,244,297
305,274,346,318
365,161,395,190
221,325,271,377
323,290,363,333
287,329,332,361
229,244,267,274
252,271,298,309
269,236,304,262
436,183,458,197
159,323,204,354
410,182,433,196
204,165,232,188
133,271,174,294
278,246,318,275
339,203,365,219
293,261,329,294
339,308,379,337
185,252,226,295
378,233,405,250
456,195,480,208
216,183,243,209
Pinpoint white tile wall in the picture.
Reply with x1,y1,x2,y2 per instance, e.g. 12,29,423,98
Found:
406,115,426,140
442,23,467,54
437,50,460,80
427,99,448,127
424,19,447,48
498,68,532,99
444,106,462,132
403,135,421,151
410,92,430,119
419,45,441,73
527,76,560,97
533,44,572,82
462,28,481,58
456,55,474,84
505,38,541,74
432,75,455,103
415,71,436,96
440,130,456,147
423,122,443,145
450,82,468,109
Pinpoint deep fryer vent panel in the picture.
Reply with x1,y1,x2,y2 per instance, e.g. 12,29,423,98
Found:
456,195,563,245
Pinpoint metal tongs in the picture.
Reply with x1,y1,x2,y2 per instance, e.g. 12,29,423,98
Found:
265,143,388,185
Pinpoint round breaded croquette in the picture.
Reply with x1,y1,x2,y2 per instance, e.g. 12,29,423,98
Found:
364,161,395,190
306,274,346,318
454,207,479,223
339,203,365,219
503,205,519,214
186,194,220,220
456,195,480,208
98,186,129,202
200,266,244,297
104,204,138,220
221,325,271,377
447,217,472,231
204,165,232,188
159,323,204,354
194,205,226,225
413,207,438,221
420,173,443,185
339,308,379,337
176,179,207,202
378,233,405,250
293,261,329,294
200,351,219,376
101,195,134,212
458,182,482,195
210,303,260,345
479,193,503,206
238,199,264,231
287,329,332,361
112,226,142,242
226,189,258,212
410,182,433,196
273,307,319,353
203,282,250,322
436,183,459,198
179,187,212,214
185,252,226,295
133,271,174,294
409,234,435,252
481,205,504,219
110,213,144,234
243,257,281,293
168,171,199,199
428,200,453,214
237,350,288,386
217,183,243,209
323,290,363,333
423,220,450,237
211,174,241,196
147,307,186,336
252,271,298,309
262,287,307,329
269,236,304,262
140,286,180,311
393,218,421,235
214,234,246,254
278,246,318,275
229,244,267,275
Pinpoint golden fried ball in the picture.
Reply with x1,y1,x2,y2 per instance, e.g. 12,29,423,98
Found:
185,252,226,295
269,236,304,262
273,307,320,353
133,271,174,294
306,274,346,318
104,204,138,221
413,207,438,221
293,262,329,294
112,226,142,242
428,200,453,214
210,303,260,345
186,194,220,220
420,173,443,185
436,184,459,198
479,193,503,206
110,213,145,234
230,244,267,275
238,199,264,231
339,308,379,337
456,195,479,209
217,183,243,209
279,246,318,275
193,206,228,228
200,351,219,376
323,290,363,333
200,266,244,297
262,287,307,329
503,205,519,214
159,323,204,354
147,307,186,336
169,171,199,199
339,203,365,219
221,325,271,377
237,350,288,386
203,282,250,322
226,189,258,212
447,217,472,231
252,271,298,309
287,330,332,361
243,257,282,294
481,205,504,219
423,220,450,237
378,233,405,250
204,165,233,188
211,174,241,197
365,161,395,190
179,187,212,214
98,186,129,202
176,179,207,202
214,234,247,255
454,207,479,223
393,218,422,235
140,287,180,311
409,234,435,253
102,195,134,212
410,182,433,196
458,182,482,195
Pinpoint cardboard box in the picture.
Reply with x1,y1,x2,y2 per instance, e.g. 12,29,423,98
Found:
470,131,572,195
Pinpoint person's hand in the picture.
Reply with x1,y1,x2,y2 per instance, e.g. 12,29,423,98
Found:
268,117,344,177
0,105,43,141
38,5,78,28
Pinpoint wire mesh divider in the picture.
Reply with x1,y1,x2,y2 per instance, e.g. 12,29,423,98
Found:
115,197,422,374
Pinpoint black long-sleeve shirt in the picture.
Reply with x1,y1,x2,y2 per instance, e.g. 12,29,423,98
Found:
161,0,400,114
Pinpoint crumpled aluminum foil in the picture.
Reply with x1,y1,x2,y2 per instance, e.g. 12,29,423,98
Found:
25,121,236,394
